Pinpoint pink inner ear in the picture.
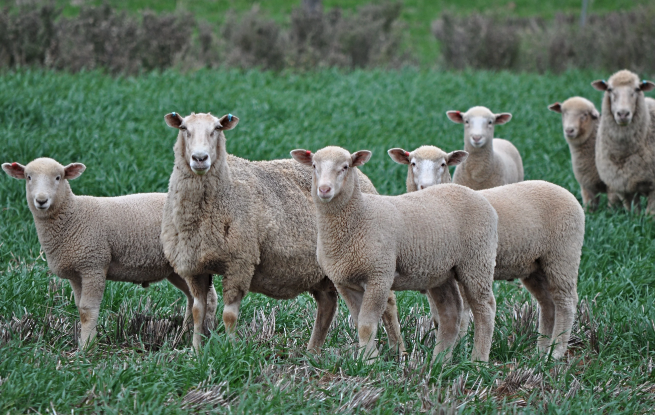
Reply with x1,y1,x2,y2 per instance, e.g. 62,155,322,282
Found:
12,162,18,168
405,151,410,157
306,150,311,155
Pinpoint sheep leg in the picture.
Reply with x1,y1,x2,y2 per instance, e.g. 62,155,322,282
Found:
621,192,640,212
188,274,211,352
427,278,462,363
607,190,621,208
457,268,496,362
549,289,578,359
521,272,556,355
166,273,195,327
581,187,599,212
646,190,655,216
222,273,251,337
381,292,407,355
78,272,106,349
357,280,394,362
337,286,364,328
69,277,82,308
426,282,470,339
206,277,218,332
307,289,338,353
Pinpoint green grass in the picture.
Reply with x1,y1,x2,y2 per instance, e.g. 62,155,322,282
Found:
16,0,653,66
1,68,655,413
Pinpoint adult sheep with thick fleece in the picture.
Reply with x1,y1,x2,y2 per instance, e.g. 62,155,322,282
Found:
446,106,524,190
1,158,217,348
291,146,498,362
160,112,405,353
592,70,655,213
389,145,585,359
548,97,607,211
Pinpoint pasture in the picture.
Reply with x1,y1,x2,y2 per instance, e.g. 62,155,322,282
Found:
1,68,655,413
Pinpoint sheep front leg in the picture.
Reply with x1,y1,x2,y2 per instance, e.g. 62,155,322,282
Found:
521,272,555,355
307,289,338,353
166,273,195,326
77,272,106,349
646,190,655,216
188,274,212,351
427,278,462,362
581,187,600,212
357,279,394,362
221,265,253,337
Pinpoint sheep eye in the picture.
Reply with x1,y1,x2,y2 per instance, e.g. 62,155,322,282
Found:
607,88,613,93
180,125,187,131
312,164,316,169
411,162,416,167
55,176,60,181
441,163,446,167
488,120,492,125
464,120,469,124
27,175,31,181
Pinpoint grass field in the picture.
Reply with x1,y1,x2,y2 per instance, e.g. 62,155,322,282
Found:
1,68,655,413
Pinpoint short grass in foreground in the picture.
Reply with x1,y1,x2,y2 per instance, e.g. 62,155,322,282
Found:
1,69,655,413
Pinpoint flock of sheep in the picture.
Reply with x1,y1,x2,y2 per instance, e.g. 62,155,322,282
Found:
2,69,653,364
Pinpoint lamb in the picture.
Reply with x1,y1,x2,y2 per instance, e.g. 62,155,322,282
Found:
389,145,585,359
160,112,405,354
548,97,608,211
291,146,499,362
387,145,468,191
446,106,524,190
1,158,217,348
591,70,655,213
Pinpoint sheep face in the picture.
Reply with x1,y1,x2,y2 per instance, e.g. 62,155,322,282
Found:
291,146,371,203
164,112,239,175
592,70,655,127
2,158,85,216
548,97,599,142
446,106,512,148
388,145,467,190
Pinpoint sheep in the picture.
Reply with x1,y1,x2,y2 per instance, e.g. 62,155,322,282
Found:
548,97,608,211
160,112,405,354
387,145,468,191
1,157,217,348
291,146,499,362
591,70,655,213
389,145,585,359
446,106,524,190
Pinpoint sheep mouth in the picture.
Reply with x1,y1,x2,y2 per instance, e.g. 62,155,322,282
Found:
317,194,334,203
190,165,210,175
565,132,578,139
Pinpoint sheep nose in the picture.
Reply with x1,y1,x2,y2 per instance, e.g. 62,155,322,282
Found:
192,152,209,163
35,198,48,207
318,185,331,195
617,110,631,119
471,135,483,142
565,128,575,134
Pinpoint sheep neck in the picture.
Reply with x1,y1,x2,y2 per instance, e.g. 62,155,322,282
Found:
462,137,495,182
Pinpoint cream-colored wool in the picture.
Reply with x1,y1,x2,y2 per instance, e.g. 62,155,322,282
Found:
160,113,405,353
388,145,468,192
592,70,655,213
390,146,585,359
549,97,607,210
446,106,524,190
1,158,216,349
292,146,498,363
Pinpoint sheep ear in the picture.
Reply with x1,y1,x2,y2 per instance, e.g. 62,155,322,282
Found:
446,150,468,166
548,102,562,113
64,163,86,180
290,149,313,166
640,80,655,92
591,80,608,91
218,114,239,131
494,113,512,125
388,148,411,165
351,150,372,167
2,162,26,179
165,112,184,129
590,108,600,119
446,111,464,124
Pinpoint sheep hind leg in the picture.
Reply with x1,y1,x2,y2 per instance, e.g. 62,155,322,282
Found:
425,282,470,340
457,266,496,362
205,276,218,332
166,273,195,329
381,291,407,356
307,289,338,353
521,271,556,356
645,190,655,216
427,278,462,363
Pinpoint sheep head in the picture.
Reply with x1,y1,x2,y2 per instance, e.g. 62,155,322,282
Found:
388,145,467,190
548,97,599,142
165,112,239,175
2,158,85,216
446,106,511,148
291,146,370,203
592,70,655,127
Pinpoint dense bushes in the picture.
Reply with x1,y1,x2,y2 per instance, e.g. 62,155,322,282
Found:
0,1,405,74
433,6,655,73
